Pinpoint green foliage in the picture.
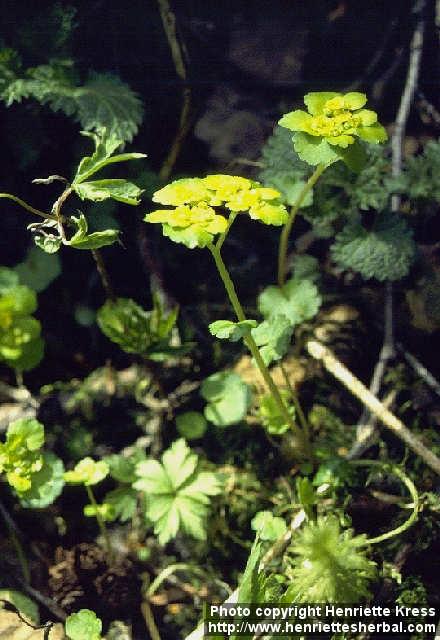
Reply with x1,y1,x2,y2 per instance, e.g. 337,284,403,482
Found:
251,511,287,541
0,49,144,141
394,140,440,201
259,126,313,207
65,609,103,640
258,391,294,435
258,277,321,328
251,316,294,366
201,371,252,427
18,452,65,508
0,418,44,494
14,247,61,293
331,211,416,281
97,294,181,360
209,319,257,342
133,438,221,544
285,516,376,603
176,411,208,439
64,457,109,486
102,486,138,522
0,268,44,371
67,213,119,250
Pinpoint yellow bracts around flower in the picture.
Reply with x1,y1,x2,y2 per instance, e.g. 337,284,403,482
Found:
279,92,387,168
64,457,109,486
146,175,288,248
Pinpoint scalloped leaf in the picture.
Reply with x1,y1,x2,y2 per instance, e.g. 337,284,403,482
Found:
208,319,257,342
258,278,321,327
201,371,252,427
331,212,416,281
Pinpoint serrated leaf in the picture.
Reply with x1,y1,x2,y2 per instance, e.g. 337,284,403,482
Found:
104,451,144,484
104,486,137,522
134,439,221,545
19,452,64,508
331,211,416,281
251,511,287,541
258,278,321,327
73,179,143,205
34,234,62,254
208,319,257,342
201,371,252,427
68,213,119,250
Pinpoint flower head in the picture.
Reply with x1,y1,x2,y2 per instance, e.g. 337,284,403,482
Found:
279,92,387,168
64,457,109,486
145,175,288,248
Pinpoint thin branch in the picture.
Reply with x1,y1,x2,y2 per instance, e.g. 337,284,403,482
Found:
157,0,192,181
91,249,116,300
355,1,426,447
306,339,440,475
397,342,440,398
0,193,57,222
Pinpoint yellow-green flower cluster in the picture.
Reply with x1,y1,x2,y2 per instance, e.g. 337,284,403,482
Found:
279,92,387,167
64,457,109,486
144,175,288,248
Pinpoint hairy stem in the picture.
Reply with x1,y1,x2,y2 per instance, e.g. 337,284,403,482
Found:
91,249,116,300
208,243,310,457
277,163,326,287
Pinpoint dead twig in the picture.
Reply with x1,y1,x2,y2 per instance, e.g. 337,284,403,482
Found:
306,339,440,476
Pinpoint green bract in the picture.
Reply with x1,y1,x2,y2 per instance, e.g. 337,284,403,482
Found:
64,457,109,486
133,438,221,544
279,92,387,167
0,418,45,494
65,609,103,640
144,174,288,248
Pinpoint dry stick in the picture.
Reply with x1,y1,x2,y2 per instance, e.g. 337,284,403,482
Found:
351,1,426,458
306,340,440,476
397,342,440,398
184,510,306,640
157,0,192,182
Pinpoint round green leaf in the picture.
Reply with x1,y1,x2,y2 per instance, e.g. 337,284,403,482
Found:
176,411,207,439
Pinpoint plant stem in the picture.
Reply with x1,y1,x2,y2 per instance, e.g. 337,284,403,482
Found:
208,243,310,457
91,249,116,300
85,485,114,563
141,601,162,640
277,163,327,287
279,362,310,441
350,460,419,545
0,193,57,222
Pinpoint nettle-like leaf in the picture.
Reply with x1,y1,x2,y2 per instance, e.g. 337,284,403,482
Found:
65,609,103,640
1,51,144,142
68,213,119,250
258,278,322,328
133,438,221,545
0,418,45,494
393,139,440,201
331,211,416,281
208,319,257,342
251,316,293,366
201,371,252,427
103,486,138,522
97,294,182,361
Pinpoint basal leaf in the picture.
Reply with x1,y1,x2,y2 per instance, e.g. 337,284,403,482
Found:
201,371,252,427
65,609,102,640
258,278,321,327
19,452,64,508
251,316,293,366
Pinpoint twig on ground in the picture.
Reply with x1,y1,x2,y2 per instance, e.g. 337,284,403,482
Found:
397,342,440,398
306,340,440,476
354,0,426,452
